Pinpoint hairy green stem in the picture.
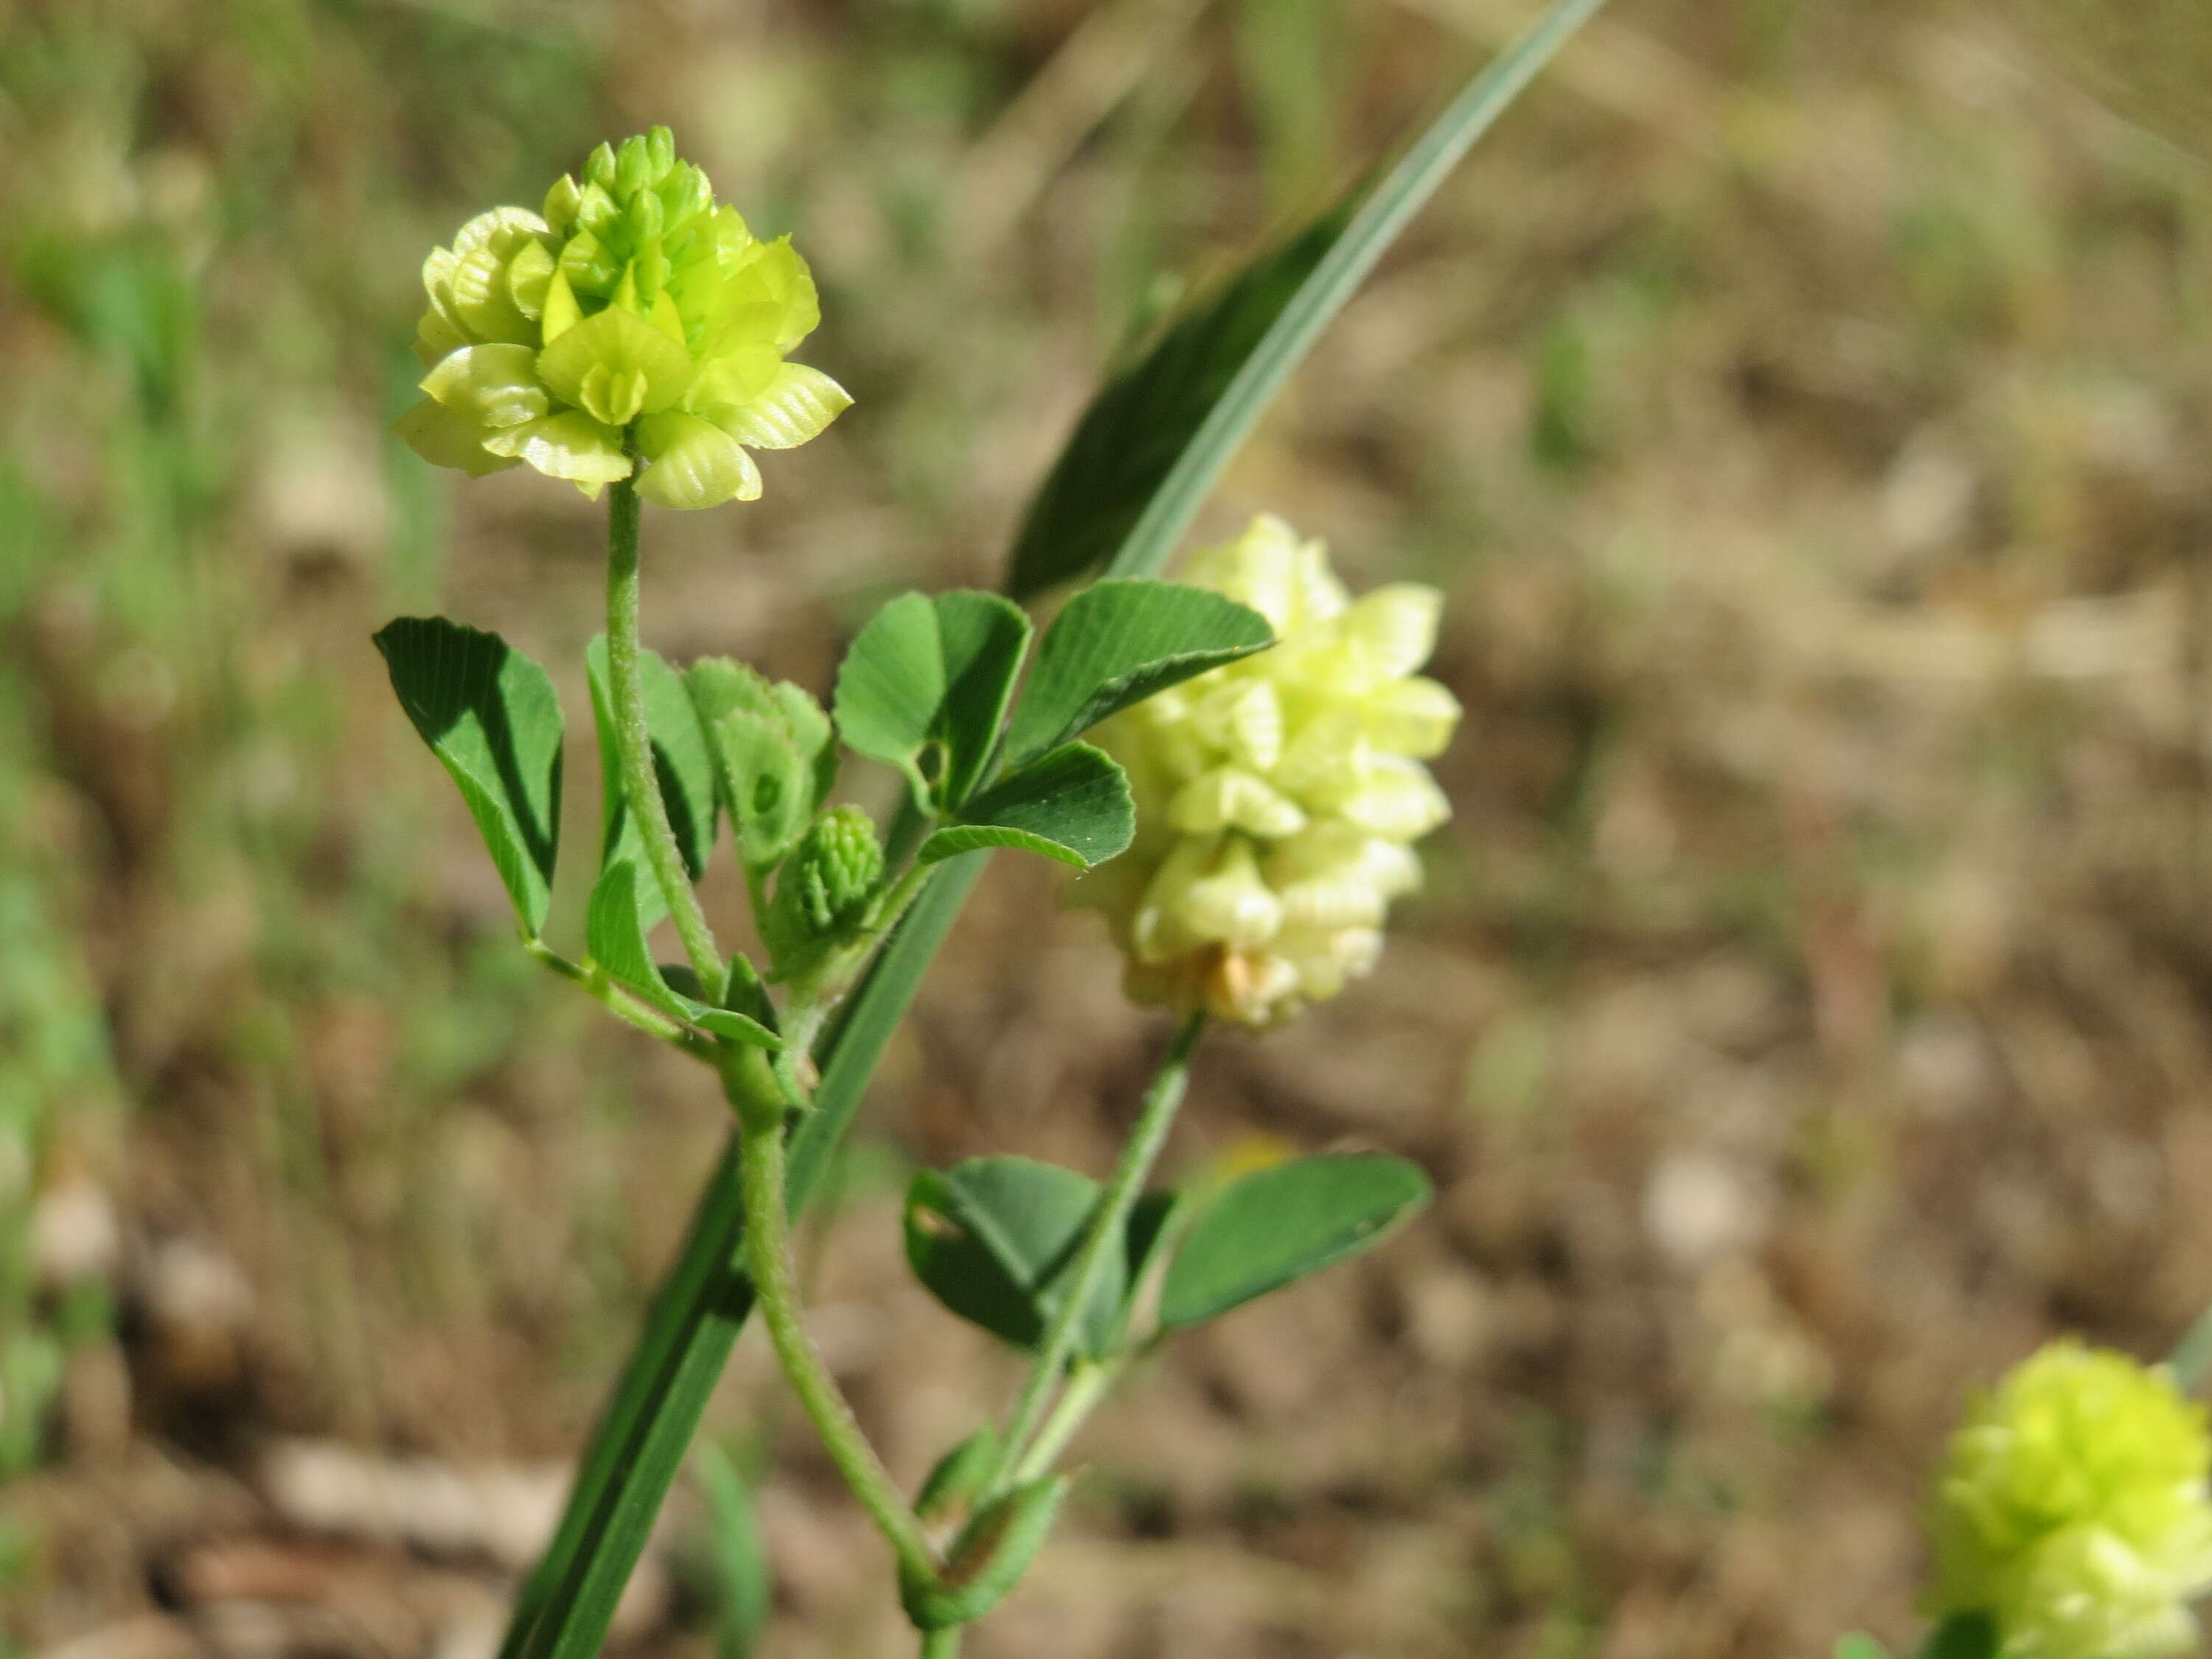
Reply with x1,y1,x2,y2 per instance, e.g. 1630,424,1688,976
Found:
984,1011,1206,1498
737,1107,939,1587
919,1628,962,1659
605,473,724,994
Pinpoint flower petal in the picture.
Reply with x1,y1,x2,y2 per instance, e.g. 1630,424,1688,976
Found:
723,235,820,349
481,411,632,485
506,238,555,320
717,361,852,451
634,413,762,509
448,243,537,344
420,344,549,429
394,398,518,479
536,307,694,425
451,205,548,258
1343,583,1443,679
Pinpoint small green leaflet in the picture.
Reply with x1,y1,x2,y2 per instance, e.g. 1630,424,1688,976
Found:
917,742,1134,870
904,1157,1129,1357
585,636,718,930
375,616,564,935
1003,580,1273,765
1158,1153,1430,1327
687,658,836,872
585,863,779,1048
1834,1638,1891,1659
832,590,1031,813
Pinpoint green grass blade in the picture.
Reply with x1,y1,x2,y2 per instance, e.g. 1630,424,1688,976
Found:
501,1140,754,1659
786,852,989,1208
1014,0,1606,596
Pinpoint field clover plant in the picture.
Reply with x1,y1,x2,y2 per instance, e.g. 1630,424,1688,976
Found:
369,11,2212,1656
375,108,1478,1654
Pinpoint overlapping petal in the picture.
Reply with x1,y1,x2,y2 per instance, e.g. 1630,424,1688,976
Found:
1073,515,1460,1028
395,127,848,507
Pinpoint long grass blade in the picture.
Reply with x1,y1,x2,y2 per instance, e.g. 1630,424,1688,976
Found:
1010,0,1607,595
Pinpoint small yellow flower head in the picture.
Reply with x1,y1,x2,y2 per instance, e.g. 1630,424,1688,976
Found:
1074,515,1460,1027
1925,1340,2212,1659
397,126,849,508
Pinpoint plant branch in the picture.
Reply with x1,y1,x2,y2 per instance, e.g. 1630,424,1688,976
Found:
737,1108,939,1587
524,939,720,1061
983,1010,1206,1499
604,470,724,994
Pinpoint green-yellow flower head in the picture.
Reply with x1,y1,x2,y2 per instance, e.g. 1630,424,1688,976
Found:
1926,1340,2212,1659
1075,514,1461,1027
397,126,849,509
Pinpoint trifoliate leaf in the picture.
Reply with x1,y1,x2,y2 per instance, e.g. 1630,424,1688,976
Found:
903,1157,1127,1357
832,590,1032,812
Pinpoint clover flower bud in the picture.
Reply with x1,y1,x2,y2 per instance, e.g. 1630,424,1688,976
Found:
1074,514,1461,1028
772,805,885,946
1924,1340,2212,1659
397,126,850,508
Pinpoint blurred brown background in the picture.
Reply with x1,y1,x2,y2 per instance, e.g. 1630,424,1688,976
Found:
4,1,2212,1656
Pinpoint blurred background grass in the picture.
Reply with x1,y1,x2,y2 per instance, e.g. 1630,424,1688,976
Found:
5,1,2212,1656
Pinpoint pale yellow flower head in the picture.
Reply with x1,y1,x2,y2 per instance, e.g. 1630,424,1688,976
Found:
1074,515,1461,1027
397,127,849,508
1925,1340,2212,1659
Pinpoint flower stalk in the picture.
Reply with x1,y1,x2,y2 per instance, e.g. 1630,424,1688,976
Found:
981,1010,1206,1501
735,1102,939,1587
602,469,725,995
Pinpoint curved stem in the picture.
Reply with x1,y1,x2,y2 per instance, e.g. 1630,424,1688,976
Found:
737,1108,939,1587
983,1011,1206,1500
524,939,720,1062
604,473,724,994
